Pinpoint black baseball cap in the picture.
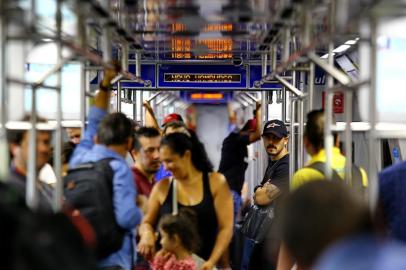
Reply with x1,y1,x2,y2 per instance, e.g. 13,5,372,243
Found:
262,120,288,138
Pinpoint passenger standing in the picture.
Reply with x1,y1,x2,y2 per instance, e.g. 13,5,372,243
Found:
378,160,406,243
281,181,372,270
131,127,162,214
66,127,82,145
6,115,53,212
69,66,142,270
138,133,233,270
218,101,262,221
277,109,368,270
244,119,290,270
143,100,186,181
291,109,368,189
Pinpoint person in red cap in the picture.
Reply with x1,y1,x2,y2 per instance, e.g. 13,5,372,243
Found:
161,113,184,127
143,101,184,135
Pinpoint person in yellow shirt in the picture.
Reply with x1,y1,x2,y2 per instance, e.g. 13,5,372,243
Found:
277,110,368,270
291,109,367,190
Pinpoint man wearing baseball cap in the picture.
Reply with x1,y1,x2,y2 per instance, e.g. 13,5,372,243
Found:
244,119,290,270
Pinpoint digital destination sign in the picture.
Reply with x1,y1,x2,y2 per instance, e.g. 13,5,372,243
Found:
158,64,247,89
164,73,241,83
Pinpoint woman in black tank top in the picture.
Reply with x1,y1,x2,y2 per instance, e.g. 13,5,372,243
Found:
138,133,233,270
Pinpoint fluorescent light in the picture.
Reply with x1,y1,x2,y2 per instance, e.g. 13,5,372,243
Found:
345,39,357,45
333,44,351,53
321,53,336,59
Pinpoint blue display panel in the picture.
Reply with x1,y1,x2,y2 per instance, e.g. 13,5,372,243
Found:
121,64,156,88
157,64,247,89
249,65,282,89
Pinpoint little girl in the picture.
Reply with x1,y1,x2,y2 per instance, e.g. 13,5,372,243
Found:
150,208,206,270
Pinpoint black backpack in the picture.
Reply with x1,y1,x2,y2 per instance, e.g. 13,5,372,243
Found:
64,158,125,259
0,182,97,270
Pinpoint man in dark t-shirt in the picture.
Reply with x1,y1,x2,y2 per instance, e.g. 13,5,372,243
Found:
243,119,290,270
219,102,262,221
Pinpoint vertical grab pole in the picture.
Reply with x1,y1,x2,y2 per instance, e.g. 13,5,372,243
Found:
0,1,9,181
368,17,379,211
135,89,138,121
262,53,268,120
303,5,315,111
117,81,122,112
324,0,336,180
289,98,297,186
76,0,87,135
27,86,38,210
135,50,143,123
53,0,63,211
344,90,353,185
101,0,112,63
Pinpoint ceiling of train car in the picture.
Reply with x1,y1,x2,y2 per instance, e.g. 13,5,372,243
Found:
112,0,287,61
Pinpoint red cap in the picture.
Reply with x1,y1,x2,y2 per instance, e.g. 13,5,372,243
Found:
162,113,184,127
241,119,257,131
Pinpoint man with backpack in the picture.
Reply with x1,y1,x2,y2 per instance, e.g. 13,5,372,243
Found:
277,109,368,270
291,109,368,189
67,66,142,270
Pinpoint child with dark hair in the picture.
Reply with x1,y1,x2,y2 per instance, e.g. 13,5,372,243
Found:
151,208,206,270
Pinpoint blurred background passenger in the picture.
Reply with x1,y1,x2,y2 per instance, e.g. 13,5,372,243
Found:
6,115,53,212
66,127,82,145
378,160,406,243
279,181,372,270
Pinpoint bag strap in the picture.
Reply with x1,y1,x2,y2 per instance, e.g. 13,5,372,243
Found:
306,162,342,182
307,162,364,191
350,164,364,194
171,178,178,215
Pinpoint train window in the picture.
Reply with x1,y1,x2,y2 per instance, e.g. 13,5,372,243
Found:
376,17,406,123
25,62,81,120
359,17,406,123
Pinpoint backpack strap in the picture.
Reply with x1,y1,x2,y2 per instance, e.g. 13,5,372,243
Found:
350,164,364,194
306,161,342,182
307,162,365,194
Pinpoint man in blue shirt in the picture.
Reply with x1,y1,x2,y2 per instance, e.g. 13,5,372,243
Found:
70,67,142,270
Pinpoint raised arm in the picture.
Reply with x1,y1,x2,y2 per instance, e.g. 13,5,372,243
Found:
248,101,262,143
70,65,119,167
143,100,162,133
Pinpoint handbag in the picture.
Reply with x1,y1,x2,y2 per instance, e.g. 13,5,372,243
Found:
240,203,274,244
240,158,282,244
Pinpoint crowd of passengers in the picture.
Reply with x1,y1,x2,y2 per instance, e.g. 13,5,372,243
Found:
2,65,406,270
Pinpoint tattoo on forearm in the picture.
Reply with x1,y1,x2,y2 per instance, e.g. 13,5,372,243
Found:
265,184,280,200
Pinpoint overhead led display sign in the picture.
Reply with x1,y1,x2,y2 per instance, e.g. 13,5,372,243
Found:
164,73,241,83
190,93,225,100
170,23,233,60
158,64,247,89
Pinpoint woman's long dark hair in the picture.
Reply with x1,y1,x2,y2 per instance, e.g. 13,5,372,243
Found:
161,133,213,173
